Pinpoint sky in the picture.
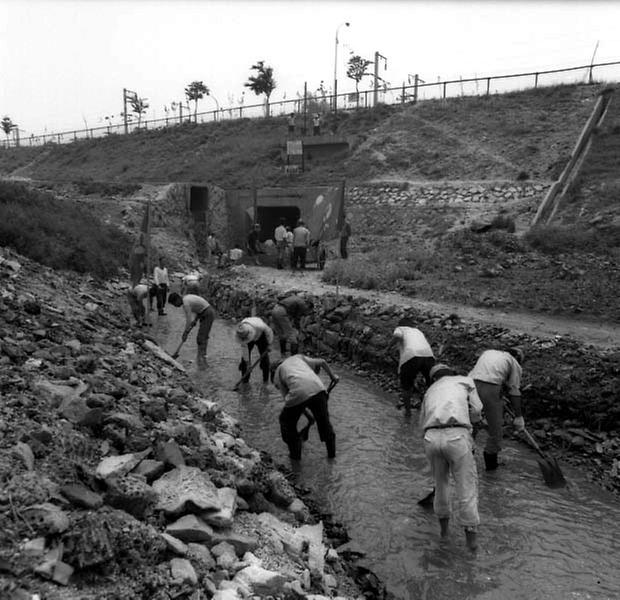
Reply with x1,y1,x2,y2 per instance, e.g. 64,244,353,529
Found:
2,0,620,136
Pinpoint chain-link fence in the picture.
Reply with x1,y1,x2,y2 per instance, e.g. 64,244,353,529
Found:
2,60,619,149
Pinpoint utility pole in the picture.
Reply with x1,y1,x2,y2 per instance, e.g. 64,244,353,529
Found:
123,88,137,134
303,81,308,135
588,40,600,84
373,51,388,106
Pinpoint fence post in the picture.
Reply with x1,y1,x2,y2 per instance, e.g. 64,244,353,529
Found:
401,82,405,104
534,73,539,88
414,74,419,104
442,81,447,99
486,77,491,96
302,81,308,135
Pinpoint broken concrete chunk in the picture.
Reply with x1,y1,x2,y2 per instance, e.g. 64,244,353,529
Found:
95,449,151,480
153,466,221,515
22,503,70,534
233,564,287,596
60,483,103,509
170,557,198,585
161,533,188,556
166,515,215,543
201,487,237,528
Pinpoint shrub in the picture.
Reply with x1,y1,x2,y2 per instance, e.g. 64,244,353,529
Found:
524,225,620,254
0,181,132,278
74,179,141,197
322,247,438,290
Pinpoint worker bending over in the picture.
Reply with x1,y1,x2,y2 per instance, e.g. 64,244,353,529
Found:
271,294,314,356
168,292,215,368
420,363,482,551
468,347,525,471
271,354,339,460
235,317,274,383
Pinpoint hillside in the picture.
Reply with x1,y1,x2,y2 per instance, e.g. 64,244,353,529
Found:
0,84,605,188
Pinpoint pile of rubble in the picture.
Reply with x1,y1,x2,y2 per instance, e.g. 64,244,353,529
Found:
0,248,377,600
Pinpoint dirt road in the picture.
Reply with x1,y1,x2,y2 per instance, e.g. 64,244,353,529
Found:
241,266,620,350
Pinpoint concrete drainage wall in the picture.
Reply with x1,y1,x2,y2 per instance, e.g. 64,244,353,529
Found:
205,276,619,437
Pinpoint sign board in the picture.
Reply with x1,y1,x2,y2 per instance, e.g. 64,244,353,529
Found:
286,140,303,156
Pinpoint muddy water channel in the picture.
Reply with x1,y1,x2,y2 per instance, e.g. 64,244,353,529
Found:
154,313,620,600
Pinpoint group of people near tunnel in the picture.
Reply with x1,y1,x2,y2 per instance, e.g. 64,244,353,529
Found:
129,273,526,553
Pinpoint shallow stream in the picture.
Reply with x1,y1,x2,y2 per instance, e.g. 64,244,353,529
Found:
154,312,620,600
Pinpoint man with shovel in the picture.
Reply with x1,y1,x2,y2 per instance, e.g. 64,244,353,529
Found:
270,293,314,357
127,283,150,328
270,354,339,460
468,347,525,471
234,316,274,383
167,292,215,369
391,318,436,412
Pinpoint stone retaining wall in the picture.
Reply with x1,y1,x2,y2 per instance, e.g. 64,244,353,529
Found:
206,276,620,440
346,181,551,236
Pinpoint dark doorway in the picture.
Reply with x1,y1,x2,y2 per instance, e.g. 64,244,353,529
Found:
190,186,208,221
256,205,300,242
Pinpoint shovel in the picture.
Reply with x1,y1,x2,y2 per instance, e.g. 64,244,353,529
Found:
298,378,338,440
169,319,198,360
505,403,567,488
232,349,270,391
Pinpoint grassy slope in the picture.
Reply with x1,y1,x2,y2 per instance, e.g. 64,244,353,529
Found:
0,84,605,188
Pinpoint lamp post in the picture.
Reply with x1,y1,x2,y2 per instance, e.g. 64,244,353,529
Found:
333,21,350,113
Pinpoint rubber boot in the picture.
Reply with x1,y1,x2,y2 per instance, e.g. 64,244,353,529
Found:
483,451,498,471
290,342,299,355
326,433,336,459
465,527,478,551
239,358,249,383
279,339,287,356
439,518,449,538
288,437,302,461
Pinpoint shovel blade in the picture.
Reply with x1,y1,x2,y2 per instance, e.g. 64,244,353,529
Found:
536,457,567,488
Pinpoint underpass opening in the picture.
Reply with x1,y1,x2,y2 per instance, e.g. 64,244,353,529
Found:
256,205,300,242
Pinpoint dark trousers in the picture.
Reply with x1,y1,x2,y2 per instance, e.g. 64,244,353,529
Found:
196,306,216,361
399,356,435,410
340,236,349,259
240,332,271,382
156,284,168,312
279,391,335,459
292,246,307,269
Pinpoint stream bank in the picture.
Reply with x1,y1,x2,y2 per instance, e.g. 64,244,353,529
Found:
205,269,620,496
0,248,375,600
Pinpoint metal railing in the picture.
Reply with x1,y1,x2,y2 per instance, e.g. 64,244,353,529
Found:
1,60,619,149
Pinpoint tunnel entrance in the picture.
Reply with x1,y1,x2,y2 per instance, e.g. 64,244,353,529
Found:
256,205,300,242
190,186,209,219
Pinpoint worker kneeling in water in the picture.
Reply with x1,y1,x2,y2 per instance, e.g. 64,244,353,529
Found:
420,363,482,551
271,355,339,460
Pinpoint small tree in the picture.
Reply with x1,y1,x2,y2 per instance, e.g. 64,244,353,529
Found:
346,55,372,108
244,60,276,117
185,80,210,122
130,96,149,127
1,117,14,143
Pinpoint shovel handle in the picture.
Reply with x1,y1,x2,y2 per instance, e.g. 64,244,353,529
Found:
232,349,270,390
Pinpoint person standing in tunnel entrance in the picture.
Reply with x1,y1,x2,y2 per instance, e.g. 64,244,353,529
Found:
271,294,314,357
292,220,310,270
420,363,482,551
468,347,525,471
271,354,339,460
391,319,436,413
167,291,216,369
274,218,288,270
153,256,170,316
235,316,274,383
